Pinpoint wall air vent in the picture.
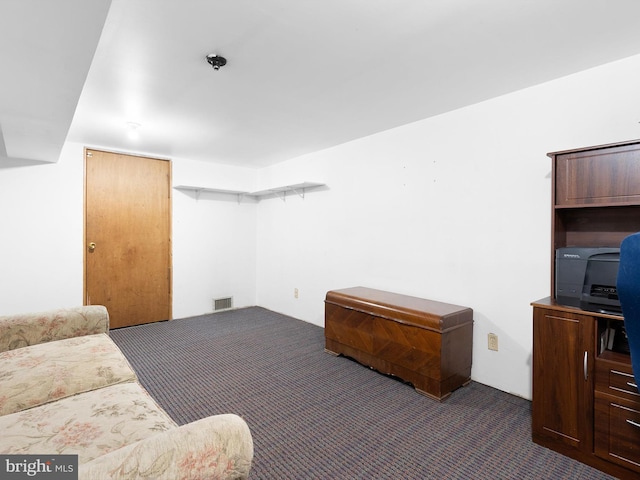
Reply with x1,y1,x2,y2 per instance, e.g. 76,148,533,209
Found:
213,296,233,312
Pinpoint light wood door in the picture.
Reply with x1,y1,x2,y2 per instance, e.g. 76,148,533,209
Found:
85,149,172,328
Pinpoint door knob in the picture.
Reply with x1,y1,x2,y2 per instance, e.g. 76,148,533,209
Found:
88,242,96,252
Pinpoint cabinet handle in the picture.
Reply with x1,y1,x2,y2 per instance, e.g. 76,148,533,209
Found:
584,351,588,381
626,419,640,429
627,381,638,389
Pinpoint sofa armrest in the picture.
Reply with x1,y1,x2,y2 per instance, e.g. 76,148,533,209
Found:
79,414,254,480
0,306,109,352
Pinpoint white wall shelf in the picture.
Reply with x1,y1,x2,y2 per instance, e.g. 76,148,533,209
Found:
174,182,325,202
249,182,325,201
174,185,249,202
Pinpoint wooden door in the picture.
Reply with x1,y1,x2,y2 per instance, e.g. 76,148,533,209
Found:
85,149,172,328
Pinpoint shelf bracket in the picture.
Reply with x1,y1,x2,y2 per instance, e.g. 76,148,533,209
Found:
273,190,287,202
291,188,305,199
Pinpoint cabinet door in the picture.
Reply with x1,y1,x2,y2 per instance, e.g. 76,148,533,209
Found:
533,307,595,452
555,143,640,206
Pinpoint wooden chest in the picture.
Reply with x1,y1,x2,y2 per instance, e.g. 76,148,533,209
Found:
324,287,473,401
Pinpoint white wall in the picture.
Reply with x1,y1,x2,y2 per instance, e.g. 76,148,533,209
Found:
0,145,258,319
2,54,640,400
0,142,85,311
172,159,258,318
255,54,640,400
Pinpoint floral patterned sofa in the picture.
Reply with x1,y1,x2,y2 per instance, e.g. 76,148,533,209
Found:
0,306,253,479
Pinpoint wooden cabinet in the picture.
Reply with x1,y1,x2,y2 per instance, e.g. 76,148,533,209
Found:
550,140,640,296
533,139,640,479
532,300,640,478
324,287,473,401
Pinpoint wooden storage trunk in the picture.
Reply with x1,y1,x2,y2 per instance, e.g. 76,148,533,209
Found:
324,287,473,401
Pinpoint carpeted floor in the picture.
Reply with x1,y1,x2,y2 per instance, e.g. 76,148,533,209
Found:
110,307,615,479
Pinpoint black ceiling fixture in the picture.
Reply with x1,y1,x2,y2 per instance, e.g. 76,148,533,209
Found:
206,54,227,70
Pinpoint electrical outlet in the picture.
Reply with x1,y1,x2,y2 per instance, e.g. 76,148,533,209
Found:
488,333,498,351
294,288,299,299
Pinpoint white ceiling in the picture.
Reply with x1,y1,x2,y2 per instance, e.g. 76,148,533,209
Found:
0,0,111,166
3,0,640,168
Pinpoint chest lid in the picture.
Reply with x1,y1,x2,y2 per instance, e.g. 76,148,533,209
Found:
325,287,473,333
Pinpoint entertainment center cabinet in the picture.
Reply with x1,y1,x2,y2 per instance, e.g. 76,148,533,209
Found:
532,139,640,479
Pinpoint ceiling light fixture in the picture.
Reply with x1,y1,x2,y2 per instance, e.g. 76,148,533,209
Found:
206,54,227,70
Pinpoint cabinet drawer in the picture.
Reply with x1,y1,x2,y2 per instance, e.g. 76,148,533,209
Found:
609,369,640,397
596,359,640,402
595,394,640,472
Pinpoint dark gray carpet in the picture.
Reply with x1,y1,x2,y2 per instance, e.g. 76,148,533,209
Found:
109,307,615,479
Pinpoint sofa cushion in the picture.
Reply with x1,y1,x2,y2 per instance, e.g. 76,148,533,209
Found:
0,333,137,415
0,382,177,464
0,306,109,352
